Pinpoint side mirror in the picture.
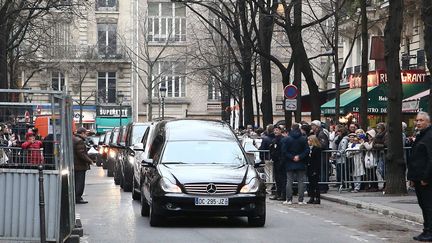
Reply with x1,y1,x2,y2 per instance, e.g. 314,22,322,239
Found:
133,143,144,151
141,158,155,167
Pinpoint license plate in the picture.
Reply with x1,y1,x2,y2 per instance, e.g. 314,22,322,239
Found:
195,197,229,206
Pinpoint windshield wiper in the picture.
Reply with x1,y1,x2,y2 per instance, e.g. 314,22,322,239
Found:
162,161,187,164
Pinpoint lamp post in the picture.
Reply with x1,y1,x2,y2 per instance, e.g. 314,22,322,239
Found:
159,85,167,120
117,92,125,126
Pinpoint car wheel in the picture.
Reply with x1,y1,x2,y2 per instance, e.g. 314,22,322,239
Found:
123,176,132,192
149,202,163,226
96,160,101,167
107,169,114,177
248,207,266,227
102,162,107,169
114,166,121,185
132,179,140,200
140,188,149,217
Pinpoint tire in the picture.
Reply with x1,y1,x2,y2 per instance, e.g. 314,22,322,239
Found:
140,188,149,217
107,169,114,177
132,179,141,200
123,177,132,192
114,166,121,185
149,202,163,226
248,207,266,227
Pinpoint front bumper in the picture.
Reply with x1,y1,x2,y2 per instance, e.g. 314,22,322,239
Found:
152,193,266,217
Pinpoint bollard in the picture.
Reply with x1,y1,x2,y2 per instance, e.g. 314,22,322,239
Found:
38,165,46,243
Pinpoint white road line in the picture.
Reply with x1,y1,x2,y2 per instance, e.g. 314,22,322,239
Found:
350,235,369,242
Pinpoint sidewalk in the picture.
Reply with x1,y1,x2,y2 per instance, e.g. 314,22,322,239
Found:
321,188,423,224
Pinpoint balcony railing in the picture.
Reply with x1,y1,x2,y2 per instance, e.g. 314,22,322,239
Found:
44,45,129,60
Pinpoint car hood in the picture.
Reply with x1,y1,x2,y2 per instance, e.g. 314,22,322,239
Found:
159,164,250,185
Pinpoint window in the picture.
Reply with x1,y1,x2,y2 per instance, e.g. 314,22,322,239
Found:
96,0,117,11
147,3,186,42
208,77,221,100
98,72,116,103
52,72,65,91
152,62,186,98
97,23,117,57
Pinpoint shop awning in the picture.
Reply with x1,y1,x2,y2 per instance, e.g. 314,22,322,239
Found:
96,117,131,133
321,82,430,115
320,86,376,115
402,89,430,113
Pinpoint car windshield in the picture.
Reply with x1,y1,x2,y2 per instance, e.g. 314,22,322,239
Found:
104,132,112,144
111,131,119,144
161,141,246,165
132,125,148,145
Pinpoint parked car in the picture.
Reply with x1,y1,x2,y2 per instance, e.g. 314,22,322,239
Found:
115,122,151,192
96,132,106,166
100,131,112,168
86,135,100,163
105,127,120,177
113,126,127,185
132,122,157,200
139,119,266,227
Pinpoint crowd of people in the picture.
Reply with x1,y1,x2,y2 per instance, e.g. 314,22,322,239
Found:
0,124,54,165
237,118,414,205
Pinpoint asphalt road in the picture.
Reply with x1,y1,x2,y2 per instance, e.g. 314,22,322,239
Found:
76,165,422,243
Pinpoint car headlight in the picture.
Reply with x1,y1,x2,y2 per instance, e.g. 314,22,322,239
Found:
104,147,108,153
99,147,104,154
160,177,182,193
128,155,135,164
240,178,260,193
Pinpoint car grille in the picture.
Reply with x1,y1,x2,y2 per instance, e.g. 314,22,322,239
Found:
183,183,239,195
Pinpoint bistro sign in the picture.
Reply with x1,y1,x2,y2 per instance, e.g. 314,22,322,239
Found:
349,69,426,88
97,106,131,117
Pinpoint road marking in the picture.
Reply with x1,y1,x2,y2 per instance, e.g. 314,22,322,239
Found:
350,235,369,242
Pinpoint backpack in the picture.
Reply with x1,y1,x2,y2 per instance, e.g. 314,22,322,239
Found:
364,151,376,169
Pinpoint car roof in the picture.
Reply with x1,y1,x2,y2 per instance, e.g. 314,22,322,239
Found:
159,119,237,141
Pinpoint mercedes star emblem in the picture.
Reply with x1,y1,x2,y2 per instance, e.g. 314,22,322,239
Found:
206,183,217,194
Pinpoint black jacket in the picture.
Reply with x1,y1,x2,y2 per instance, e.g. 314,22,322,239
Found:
281,129,310,171
259,133,274,160
269,135,283,162
307,146,323,177
407,126,432,182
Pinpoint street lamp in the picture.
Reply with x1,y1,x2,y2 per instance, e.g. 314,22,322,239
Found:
117,92,125,126
159,85,167,120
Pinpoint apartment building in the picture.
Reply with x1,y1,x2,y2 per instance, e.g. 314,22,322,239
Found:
324,0,429,127
23,0,135,132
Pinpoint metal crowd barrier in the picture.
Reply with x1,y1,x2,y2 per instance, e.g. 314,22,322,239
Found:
0,147,55,168
246,147,412,194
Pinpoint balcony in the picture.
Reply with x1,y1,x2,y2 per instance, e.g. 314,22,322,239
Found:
95,1,118,11
44,45,129,61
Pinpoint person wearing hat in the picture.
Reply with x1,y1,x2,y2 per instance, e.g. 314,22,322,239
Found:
73,127,94,204
21,132,43,164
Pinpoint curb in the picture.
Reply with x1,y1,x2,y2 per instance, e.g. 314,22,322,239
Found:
321,194,423,224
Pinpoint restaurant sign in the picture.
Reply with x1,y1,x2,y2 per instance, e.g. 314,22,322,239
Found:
349,69,426,88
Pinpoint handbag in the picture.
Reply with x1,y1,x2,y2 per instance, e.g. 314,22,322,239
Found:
364,151,376,169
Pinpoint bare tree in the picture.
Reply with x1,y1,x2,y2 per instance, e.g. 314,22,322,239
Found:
422,0,432,113
121,14,181,121
384,0,406,194
0,0,88,95
360,0,369,130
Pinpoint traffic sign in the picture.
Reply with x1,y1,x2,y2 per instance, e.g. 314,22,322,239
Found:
285,99,297,111
284,84,298,99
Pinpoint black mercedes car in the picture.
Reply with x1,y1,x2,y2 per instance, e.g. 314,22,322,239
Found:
139,119,266,227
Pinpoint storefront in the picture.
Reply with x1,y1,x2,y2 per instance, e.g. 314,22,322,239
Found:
320,69,429,127
96,105,132,133
73,105,96,130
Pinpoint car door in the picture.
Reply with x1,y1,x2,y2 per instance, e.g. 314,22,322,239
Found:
143,134,164,203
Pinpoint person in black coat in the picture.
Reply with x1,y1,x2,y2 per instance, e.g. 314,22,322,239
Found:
281,124,310,204
269,126,285,200
408,112,432,242
307,135,323,204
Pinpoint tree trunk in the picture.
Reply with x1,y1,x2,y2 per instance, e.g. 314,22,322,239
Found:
384,0,406,195
286,0,320,121
0,21,8,94
360,0,369,130
147,67,153,121
259,8,274,126
334,0,341,122
79,87,83,127
253,59,260,128
422,0,432,113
